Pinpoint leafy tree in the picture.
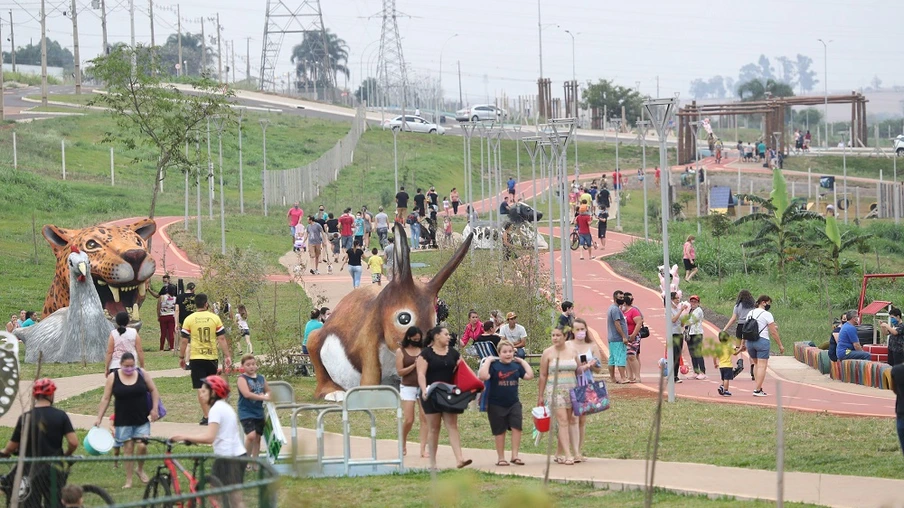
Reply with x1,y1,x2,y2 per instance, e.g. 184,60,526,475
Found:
156,32,217,77
688,75,727,99
354,77,380,103
734,168,824,298
88,45,235,220
581,79,645,127
791,108,823,128
795,54,818,93
818,214,871,275
870,75,883,91
775,56,797,89
737,78,795,101
290,29,349,90
2,38,74,69
738,54,775,84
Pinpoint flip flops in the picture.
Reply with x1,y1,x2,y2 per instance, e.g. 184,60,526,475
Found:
496,460,510,466
510,458,525,466
457,459,473,469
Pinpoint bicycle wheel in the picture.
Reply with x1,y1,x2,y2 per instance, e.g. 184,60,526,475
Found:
570,232,579,250
142,474,174,508
200,475,231,508
81,484,115,506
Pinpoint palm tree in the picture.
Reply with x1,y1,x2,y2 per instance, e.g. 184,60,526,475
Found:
290,29,349,91
734,168,823,298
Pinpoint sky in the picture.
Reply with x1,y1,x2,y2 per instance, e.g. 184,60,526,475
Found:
1,0,899,108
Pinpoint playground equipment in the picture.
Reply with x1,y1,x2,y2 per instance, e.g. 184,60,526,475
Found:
708,186,737,215
268,382,405,478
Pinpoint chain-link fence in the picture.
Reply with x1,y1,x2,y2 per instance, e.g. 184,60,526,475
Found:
0,454,279,507
262,106,367,209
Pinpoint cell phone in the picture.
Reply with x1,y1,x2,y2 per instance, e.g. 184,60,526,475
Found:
580,354,587,364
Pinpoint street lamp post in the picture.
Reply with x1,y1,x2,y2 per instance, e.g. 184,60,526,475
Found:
841,130,849,225
359,39,380,105
260,119,270,216
611,118,622,230
438,34,459,123
818,38,831,149
638,117,651,240
562,28,579,177
213,115,226,255
644,97,678,403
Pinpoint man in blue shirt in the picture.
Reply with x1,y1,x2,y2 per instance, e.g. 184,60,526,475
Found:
607,290,628,383
507,177,516,197
836,310,871,361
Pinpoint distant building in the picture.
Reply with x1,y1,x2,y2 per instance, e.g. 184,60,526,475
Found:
1,63,65,79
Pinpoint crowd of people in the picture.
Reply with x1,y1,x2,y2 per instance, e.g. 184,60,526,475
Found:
5,309,38,333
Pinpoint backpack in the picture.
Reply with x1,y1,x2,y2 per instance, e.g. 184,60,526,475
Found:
741,310,766,341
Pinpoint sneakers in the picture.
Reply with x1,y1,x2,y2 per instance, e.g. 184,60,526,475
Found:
695,373,707,380
718,386,732,396
199,417,209,426
752,389,768,397
674,379,683,384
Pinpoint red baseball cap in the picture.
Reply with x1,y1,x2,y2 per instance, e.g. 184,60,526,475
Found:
689,295,700,301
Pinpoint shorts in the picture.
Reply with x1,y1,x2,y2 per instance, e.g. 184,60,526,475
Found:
746,338,770,360
240,328,250,337
399,385,419,401
720,367,735,381
683,258,696,271
578,233,592,247
371,273,382,283
487,402,523,435
114,422,151,447
190,359,219,389
212,455,247,486
508,187,516,196
396,207,407,219
598,227,607,239
309,243,322,259
241,418,265,435
608,341,627,367
341,236,354,251
626,338,641,356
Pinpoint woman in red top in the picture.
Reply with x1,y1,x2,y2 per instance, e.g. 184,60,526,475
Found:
460,310,483,347
683,235,698,281
622,293,643,383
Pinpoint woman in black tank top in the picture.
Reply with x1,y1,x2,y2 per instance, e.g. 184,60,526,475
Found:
345,240,365,289
395,326,426,457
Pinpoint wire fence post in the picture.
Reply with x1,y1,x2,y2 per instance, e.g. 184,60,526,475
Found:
110,147,115,186
12,132,17,170
61,139,66,180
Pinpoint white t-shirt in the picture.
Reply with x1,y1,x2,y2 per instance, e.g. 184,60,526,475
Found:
748,309,774,341
109,328,138,370
159,295,176,316
499,323,527,346
208,400,247,457
686,307,704,335
235,313,249,331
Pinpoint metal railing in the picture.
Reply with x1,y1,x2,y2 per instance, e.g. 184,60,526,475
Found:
262,106,367,208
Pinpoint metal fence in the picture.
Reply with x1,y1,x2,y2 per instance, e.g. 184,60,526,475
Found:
262,106,367,211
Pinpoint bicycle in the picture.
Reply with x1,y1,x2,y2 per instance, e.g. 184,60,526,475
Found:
0,458,114,507
140,438,231,508
570,224,580,251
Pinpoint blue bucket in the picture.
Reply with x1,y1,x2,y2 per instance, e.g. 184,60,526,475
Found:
83,426,114,456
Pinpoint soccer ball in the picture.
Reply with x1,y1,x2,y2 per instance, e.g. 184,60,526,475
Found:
679,365,689,375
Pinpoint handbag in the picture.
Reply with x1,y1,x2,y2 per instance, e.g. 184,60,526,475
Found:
146,392,167,419
453,358,484,393
424,382,474,413
638,323,650,339
569,375,610,417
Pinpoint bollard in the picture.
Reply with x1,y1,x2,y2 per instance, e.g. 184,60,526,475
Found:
61,140,66,180
110,148,115,186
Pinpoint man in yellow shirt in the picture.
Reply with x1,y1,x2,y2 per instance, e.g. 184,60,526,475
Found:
366,247,384,286
180,293,232,425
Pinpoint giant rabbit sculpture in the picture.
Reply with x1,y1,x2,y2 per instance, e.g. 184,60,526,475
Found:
307,222,474,400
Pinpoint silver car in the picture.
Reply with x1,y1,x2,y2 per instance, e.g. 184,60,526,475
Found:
455,104,507,123
381,115,445,135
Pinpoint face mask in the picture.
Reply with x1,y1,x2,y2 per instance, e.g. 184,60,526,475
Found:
616,298,625,305
575,331,587,340
891,317,899,326
121,366,136,376
764,304,771,312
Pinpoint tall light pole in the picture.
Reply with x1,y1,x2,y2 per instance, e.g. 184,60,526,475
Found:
536,0,543,80
841,130,848,225
644,97,678,403
638,117,651,240
562,27,578,176
213,115,226,255
438,34,459,122
818,38,831,148
358,39,379,104
611,118,622,230
260,119,270,216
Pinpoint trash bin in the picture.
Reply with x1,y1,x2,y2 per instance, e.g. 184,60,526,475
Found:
820,176,835,190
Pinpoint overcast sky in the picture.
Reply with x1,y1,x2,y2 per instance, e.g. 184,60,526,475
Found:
3,0,898,105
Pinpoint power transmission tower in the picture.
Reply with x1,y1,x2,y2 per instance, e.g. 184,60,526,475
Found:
259,0,331,94
376,0,409,112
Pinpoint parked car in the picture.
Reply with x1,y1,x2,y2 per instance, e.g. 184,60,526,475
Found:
381,115,445,135
455,104,508,123
894,134,904,156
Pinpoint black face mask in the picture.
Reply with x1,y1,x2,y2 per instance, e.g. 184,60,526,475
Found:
616,298,625,305
764,304,771,311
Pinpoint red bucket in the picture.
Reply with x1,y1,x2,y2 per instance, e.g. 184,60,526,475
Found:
532,406,550,432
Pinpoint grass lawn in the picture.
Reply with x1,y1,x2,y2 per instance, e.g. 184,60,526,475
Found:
56,375,904,480
280,470,826,507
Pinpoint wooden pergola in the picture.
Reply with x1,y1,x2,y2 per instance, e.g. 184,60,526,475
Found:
677,92,868,165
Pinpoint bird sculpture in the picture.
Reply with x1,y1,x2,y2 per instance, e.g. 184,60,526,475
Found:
17,247,114,364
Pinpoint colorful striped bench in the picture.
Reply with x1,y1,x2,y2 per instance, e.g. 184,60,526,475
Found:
793,341,893,390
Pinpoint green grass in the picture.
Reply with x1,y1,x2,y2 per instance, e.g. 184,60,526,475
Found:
783,154,901,181
26,93,96,106
57,375,904,480
4,72,61,86
280,470,826,507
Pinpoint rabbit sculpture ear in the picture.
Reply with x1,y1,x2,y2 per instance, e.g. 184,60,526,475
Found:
391,222,412,286
429,230,474,295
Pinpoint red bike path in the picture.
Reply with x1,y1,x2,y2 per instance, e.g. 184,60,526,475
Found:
112,156,896,418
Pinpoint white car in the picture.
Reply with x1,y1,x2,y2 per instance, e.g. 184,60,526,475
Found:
381,115,445,134
895,135,904,156
455,104,507,123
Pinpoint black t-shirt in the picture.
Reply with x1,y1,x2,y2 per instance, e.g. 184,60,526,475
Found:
421,346,460,385
414,194,426,213
157,283,177,297
346,248,364,266
893,364,904,418
396,191,409,208
315,217,327,230
475,334,501,348
113,371,151,427
326,218,339,233
598,188,611,208
499,201,510,215
11,406,74,458
428,191,438,207
176,292,197,325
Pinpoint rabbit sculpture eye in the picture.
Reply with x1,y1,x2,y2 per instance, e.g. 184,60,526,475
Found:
307,223,474,400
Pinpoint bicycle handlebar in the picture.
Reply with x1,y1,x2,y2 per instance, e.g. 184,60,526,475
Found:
137,437,194,448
